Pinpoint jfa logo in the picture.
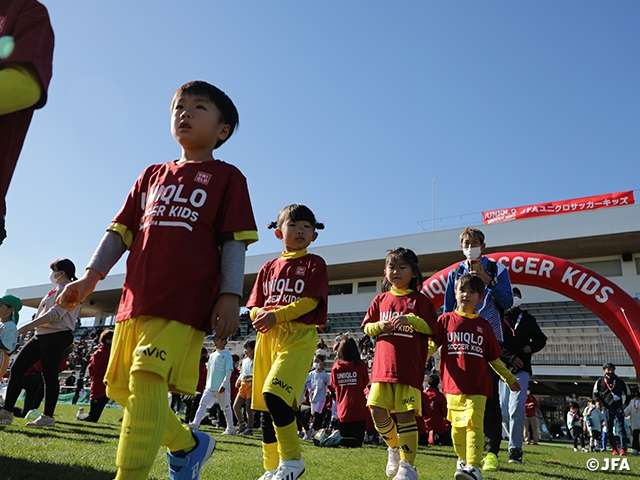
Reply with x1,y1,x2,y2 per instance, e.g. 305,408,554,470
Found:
586,457,630,472
477,325,483,333
194,171,211,185
295,266,307,276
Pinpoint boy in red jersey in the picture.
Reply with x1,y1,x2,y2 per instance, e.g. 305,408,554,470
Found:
247,204,328,480
57,81,258,480
362,247,437,480
428,274,520,480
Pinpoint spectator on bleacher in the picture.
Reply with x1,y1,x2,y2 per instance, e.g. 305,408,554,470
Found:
593,362,631,455
330,336,369,447
422,374,451,446
333,332,344,352
322,319,331,334
78,328,113,422
0,258,81,427
315,338,332,358
624,387,640,455
499,287,547,464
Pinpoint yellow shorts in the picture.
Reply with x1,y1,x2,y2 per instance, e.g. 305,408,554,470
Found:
446,394,486,428
104,316,205,396
251,322,317,412
367,382,422,416
238,381,252,400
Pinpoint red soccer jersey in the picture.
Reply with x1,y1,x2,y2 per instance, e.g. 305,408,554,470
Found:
428,311,502,397
112,160,257,333
422,387,450,434
246,254,328,325
361,291,436,390
331,360,369,423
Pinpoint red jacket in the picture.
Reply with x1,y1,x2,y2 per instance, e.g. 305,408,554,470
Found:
88,343,110,399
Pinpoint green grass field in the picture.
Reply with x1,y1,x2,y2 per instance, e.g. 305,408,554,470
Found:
0,404,638,480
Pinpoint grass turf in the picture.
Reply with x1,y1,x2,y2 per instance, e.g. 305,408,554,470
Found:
0,404,639,479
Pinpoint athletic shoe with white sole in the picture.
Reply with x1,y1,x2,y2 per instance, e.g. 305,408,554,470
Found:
386,447,400,477
0,408,14,425
455,466,483,480
257,469,276,480
26,414,55,427
167,429,216,480
392,460,418,480
273,456,305,480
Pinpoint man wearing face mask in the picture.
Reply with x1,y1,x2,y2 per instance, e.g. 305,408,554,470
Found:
498,288,547,464
0,258,81,427
593,363,631,455
441,227,514,472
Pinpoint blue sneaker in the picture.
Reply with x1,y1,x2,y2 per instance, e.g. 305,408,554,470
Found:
167,429,216,480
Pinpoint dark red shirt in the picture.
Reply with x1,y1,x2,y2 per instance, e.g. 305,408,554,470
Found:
331,360,369,423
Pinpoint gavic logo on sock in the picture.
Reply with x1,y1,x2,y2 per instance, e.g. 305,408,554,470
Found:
135,346,167,360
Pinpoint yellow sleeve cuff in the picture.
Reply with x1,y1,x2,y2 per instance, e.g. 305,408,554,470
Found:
364,322,383,337
427,339,438,360
249,307,260,322
273,297,320,323
488,358,518,386
405,314,435,335
107,222,133,249
233,230,259,245
0,64,41,115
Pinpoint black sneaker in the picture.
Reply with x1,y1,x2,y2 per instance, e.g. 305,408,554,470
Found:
508,447,523,464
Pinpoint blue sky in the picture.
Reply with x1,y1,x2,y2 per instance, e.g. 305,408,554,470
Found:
2,1,639,311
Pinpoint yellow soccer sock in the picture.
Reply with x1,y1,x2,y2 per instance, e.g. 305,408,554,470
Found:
452,426,466,462
274,420,301,461
262,441,279,471
467,426,484,467
164,410,196,453
397,421,418,465
115,371,167,475
375,417,400,449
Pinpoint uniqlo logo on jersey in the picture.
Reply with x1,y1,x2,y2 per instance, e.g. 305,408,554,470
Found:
194,172,211,185
295,266,307,276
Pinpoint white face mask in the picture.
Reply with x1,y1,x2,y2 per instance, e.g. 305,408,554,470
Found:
49,271,60,284
462,247,482,261
512,296,522,309
313,362,320,370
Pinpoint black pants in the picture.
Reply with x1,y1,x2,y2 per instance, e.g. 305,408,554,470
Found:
2,330,73,417
88,396,110,422
18,372,45,416
337,420,366,448
484,369,502,455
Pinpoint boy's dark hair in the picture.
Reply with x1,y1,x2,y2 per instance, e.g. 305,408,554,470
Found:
426,374,440,389
51,258,77,281
337,336,361,364
99,329,114,344
267,204,324,230
603,362,616,371
569,401,580,410
172,80,239,149
314,354,326,363
381,247,423,292
456,273,485,295
459,227,485,244
244,339,256,350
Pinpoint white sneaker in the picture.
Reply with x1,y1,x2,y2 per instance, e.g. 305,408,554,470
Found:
455,466,483,480
26,414,55,427
222,426,236,435
393,460,418,480
386,447,400,477
257,469,276,480
456,460,467,470
0,408,14,424
302,428,315,441
188,422,199,430
273,456,305,480
573,448,578,452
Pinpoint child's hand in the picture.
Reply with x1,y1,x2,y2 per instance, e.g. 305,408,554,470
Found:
218,386,226,394
253,309,277,333
210,293,240,339
391,315,408,329
509,381,522,392
56,269,101,310
379,319,393,333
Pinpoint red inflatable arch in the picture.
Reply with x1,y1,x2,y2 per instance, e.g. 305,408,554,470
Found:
422,252,640,373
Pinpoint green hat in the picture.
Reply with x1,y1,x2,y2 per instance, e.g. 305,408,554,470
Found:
0,294,22,323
